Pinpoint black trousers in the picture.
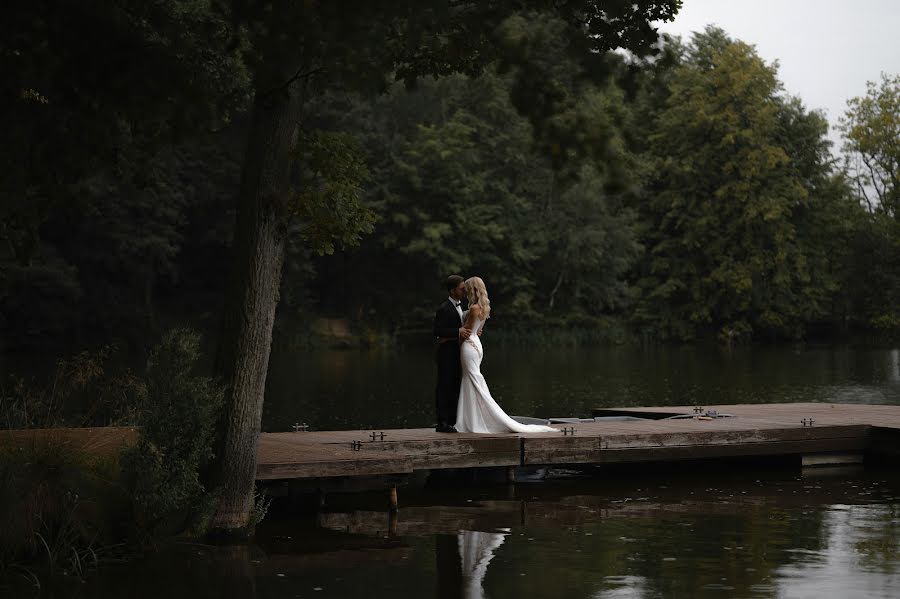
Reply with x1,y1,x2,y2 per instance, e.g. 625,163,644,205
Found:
435,341,461,426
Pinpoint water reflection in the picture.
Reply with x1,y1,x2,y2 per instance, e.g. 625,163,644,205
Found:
302,468,900,599
772,505,900,599
888,349,900,383
23,468,900,599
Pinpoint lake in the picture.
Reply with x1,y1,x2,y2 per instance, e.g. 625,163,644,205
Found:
40,463,900,599
263,343,900,432
14,342,900,599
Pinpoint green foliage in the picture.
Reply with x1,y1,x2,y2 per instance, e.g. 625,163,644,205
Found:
291,131,374,255
632,27,857,340
0,0,250,258
840,73,900,217
1,3,892,348
122,329,223,540
301,63,645,327
837,74,900,330
1,1,248,349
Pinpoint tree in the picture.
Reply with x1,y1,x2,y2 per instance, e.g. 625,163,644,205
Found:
209,1,680,532
632,27,850,340
839,73,900,329
840,73,900,218
1,1,250,348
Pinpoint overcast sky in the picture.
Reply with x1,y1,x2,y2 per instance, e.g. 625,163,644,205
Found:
656,0,900,152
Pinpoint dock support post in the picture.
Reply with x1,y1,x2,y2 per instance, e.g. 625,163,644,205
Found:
388,510,398,536
389,485,399,512
506,466,517,484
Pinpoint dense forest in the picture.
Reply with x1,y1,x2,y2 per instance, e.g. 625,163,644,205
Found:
2,16,899,357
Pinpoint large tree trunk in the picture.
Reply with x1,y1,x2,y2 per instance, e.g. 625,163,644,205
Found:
208,82,302,533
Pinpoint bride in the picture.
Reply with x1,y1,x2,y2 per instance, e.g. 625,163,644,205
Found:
455,277,557,434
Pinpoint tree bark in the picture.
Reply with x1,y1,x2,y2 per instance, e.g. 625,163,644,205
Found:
208,82,302,532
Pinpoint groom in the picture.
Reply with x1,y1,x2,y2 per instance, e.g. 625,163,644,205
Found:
433,274,471,433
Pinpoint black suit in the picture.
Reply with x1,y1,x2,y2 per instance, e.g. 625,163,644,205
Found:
433,299,463,427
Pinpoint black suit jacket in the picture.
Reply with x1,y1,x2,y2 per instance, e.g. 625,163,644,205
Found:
433,299,463,339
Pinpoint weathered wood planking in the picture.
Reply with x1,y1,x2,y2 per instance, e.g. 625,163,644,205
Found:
4,403,899,481
522,424,872,465
256,403,900,479
259,431,524,477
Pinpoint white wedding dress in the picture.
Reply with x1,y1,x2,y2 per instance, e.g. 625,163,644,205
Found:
455,317,557,434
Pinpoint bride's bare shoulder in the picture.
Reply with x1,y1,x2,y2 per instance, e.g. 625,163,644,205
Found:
469,304,484,316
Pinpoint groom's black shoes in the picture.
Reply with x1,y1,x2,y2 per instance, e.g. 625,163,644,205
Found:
435,423,458,433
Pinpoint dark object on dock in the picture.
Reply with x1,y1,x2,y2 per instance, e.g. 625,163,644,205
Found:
664,411,734,420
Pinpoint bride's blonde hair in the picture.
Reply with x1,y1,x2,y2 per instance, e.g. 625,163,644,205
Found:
465,276,491,319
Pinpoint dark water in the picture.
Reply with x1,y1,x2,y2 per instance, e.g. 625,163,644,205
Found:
14,344,900,598
263,344,900,432
35,465,900,599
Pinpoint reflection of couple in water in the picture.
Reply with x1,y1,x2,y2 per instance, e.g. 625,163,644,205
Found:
433,275,557,435
436,529,507,599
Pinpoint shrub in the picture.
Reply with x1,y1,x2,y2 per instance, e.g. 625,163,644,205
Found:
122,329,223,541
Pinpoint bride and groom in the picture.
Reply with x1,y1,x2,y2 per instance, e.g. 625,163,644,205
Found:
433,275,557,434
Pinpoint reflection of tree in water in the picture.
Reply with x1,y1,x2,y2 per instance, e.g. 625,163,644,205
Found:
851,504,900,571
620,505,828,598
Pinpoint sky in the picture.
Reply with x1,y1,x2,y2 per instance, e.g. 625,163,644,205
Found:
656,0,900,152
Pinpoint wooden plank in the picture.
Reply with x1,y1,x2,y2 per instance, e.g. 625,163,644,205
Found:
357,436,522,470
355,436,520,456
593,437,870,464
599,425,870,450
408,450,521,470
524,436,602,465
523,426,871,466
256,456,413,480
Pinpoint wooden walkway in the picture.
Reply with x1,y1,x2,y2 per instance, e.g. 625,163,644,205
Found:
255,402,900,480
5,403,899,481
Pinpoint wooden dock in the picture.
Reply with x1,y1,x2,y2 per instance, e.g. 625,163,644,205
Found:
5,403,899,482
255,402,900,480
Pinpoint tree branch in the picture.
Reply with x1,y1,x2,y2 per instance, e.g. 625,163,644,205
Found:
258,65,325,105
860,153,885,204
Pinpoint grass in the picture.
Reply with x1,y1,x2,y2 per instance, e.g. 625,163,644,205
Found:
0,429,132,586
